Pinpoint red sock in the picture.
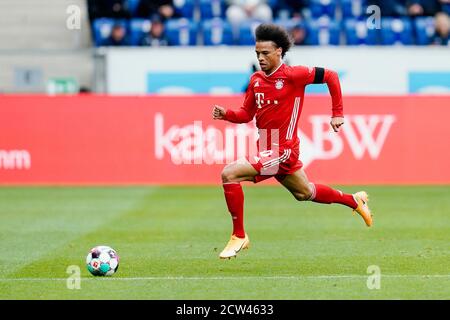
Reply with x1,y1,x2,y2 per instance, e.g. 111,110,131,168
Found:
310,183,357,209
223,182,245,238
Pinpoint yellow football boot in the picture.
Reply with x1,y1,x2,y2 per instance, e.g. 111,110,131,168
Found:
219,234,250,259
353,191,373,227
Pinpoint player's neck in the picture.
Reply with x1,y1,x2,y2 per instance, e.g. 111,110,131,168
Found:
264,61,283,77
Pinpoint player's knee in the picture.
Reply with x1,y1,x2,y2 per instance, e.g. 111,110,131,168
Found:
221,165,237,183
293,189,312,201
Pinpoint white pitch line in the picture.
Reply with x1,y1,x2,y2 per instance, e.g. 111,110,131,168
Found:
1,275,449,282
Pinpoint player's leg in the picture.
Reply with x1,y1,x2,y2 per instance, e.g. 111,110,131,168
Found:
219,158,258,259
278,168,373,226
221,158,259,184
221,158,258,239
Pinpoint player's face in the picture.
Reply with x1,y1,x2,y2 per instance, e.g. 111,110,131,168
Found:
255,41,282,74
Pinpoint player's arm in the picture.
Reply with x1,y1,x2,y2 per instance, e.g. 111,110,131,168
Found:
212,105,254,123
212,79,257,123
314,67,344,132
292,66,344,132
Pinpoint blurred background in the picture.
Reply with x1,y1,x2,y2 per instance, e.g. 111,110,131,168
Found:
0,0,449,184
0,0,449,95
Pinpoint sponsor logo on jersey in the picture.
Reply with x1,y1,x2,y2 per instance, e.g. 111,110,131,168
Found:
255,92,265,108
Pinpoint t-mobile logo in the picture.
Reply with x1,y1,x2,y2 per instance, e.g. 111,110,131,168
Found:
255,93,264,108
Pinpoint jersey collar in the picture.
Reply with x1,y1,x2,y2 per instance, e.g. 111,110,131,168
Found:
264,62,284,78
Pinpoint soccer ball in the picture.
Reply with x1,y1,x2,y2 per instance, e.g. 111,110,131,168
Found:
86,245,119,276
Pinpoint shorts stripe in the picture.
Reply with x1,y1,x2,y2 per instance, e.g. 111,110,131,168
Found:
261,149,289,168
262,149,291,169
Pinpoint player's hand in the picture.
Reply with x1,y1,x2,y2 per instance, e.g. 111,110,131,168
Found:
330,117,344,132
212,105,226,120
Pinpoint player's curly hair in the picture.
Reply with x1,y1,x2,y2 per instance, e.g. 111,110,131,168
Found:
255,23,293,58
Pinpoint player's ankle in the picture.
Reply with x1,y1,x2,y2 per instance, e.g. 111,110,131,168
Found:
233,232,246,238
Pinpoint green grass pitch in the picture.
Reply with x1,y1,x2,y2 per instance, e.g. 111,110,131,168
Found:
0,185,449,299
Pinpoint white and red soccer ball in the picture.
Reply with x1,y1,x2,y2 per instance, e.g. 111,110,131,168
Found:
86,246,119,276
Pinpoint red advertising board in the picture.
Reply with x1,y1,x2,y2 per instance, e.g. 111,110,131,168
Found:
0,95,449,185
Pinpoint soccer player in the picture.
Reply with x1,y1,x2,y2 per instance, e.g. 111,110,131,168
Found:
212,24,373,259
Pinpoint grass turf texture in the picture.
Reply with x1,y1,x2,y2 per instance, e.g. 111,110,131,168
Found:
0,185,449,299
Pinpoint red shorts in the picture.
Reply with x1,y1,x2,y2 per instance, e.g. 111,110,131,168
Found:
248,146,303,184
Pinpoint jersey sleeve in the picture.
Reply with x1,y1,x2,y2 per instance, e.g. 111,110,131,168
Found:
290,65,317,86
291,65,344,118
322,68,343,117
223,76,257,123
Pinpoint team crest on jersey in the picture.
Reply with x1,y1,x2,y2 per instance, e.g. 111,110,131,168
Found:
275,79,284,90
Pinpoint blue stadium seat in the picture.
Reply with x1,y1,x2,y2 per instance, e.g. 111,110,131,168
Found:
199,0,226,19
309,0,337,18
380,18,413,45
274,18,302,31
305,18,340,45
344,18,377,45
92,18,128,46
174,0,195,18
202,18,233,45
443,4,450,15
166,18,198,46
237,20,263,45
129,18,151,46
126,0,141,16
341,0,367,18
266,0,277,8
415,17,435,45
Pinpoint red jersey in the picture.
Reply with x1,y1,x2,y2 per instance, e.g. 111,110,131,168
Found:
224,63,343,151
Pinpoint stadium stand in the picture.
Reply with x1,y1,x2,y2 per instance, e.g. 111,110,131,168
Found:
129,18,152,46
237,19,264,45
203,18,234,45
174,0,196,19
305,17,341,45
165,18,199,46
128,0,142,16
415,16,436,45
445,3,450,15
89,0,450,47
380,17,414,45
0,0,93,93
93,18,129,46
341,0,366,18
0,0,91,50
344,18,378,45
200,0,227,19
309,0,337,18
